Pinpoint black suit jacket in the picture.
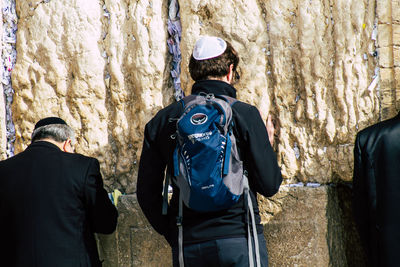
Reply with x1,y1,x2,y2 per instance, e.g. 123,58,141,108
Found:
0,141,118,267
353,113,400,267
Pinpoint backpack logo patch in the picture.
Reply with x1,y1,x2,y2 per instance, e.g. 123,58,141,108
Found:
188,131,212,143
190,113,208,125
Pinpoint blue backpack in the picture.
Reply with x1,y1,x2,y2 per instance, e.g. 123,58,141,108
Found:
163,93,261,267
172,93,244,211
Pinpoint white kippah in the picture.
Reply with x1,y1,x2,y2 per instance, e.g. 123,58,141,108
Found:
192,36,227,60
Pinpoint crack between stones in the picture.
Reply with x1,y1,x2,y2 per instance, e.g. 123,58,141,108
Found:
2,0,17,157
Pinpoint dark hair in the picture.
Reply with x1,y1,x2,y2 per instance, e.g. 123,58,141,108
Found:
31,124,75,144
189,41,239,81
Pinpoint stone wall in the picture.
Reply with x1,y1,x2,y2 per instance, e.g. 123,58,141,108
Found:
0,6,4,160
4,0,394,187
98,186,367,267
1,0,400,266
264,185,367,267
378,0,400,116
97,195,171,267
11,0,170,192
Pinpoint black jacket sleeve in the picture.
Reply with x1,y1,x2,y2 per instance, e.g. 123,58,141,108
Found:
234,104,282,197
352,133,370,250
84,158,118,234
136,120,170,238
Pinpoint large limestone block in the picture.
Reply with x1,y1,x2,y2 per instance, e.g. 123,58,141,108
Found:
380,67,396,118
395,67,400,109
0,83,5,159
12,0,169,192
393,0,400,23
178,0,379,184
394,24,400,47
263,185,367,267
97,194,171,267
0,1,6,160
97,186,366,267
394,46,400,67
377,0,392,24
264,186,330,266
377,24,393,48
0,28,5,159
179,0,272,121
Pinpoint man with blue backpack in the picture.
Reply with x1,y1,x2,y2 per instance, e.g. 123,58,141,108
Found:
137,36,282,267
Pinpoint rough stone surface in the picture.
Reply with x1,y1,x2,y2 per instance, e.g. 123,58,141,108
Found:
0,1,6,160
264,186,330,266
97,194,171,267
3,0,397,187
179,0,380,183
327,184,369,267
0,84,5,159
11,0,169,192
97,188,366,267
263,185,367,267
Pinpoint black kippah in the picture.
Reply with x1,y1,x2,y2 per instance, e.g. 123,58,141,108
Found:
34,117,67,130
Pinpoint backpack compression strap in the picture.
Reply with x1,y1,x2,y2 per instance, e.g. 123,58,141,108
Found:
162,172,171,215
217,94,237,176
244,176,261,267
178,191,184,266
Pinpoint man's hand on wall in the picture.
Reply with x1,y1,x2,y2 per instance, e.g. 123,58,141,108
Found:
266,114,275,147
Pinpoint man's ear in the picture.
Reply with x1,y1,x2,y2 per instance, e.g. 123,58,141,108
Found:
62,138,73,153
227,64,234,83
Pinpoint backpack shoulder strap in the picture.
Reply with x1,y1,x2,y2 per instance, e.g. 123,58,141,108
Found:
180,94,198,108
216,95,238,107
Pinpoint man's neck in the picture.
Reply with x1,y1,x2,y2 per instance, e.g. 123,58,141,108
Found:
35,138,63,151
207,76,230,84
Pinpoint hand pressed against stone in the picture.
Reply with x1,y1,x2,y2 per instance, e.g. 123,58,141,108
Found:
266,114,275,147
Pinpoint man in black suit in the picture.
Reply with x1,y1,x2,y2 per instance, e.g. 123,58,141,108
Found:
0,117,118,267
353,113,400,267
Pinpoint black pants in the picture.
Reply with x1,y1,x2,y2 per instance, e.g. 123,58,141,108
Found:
172,234,269,267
